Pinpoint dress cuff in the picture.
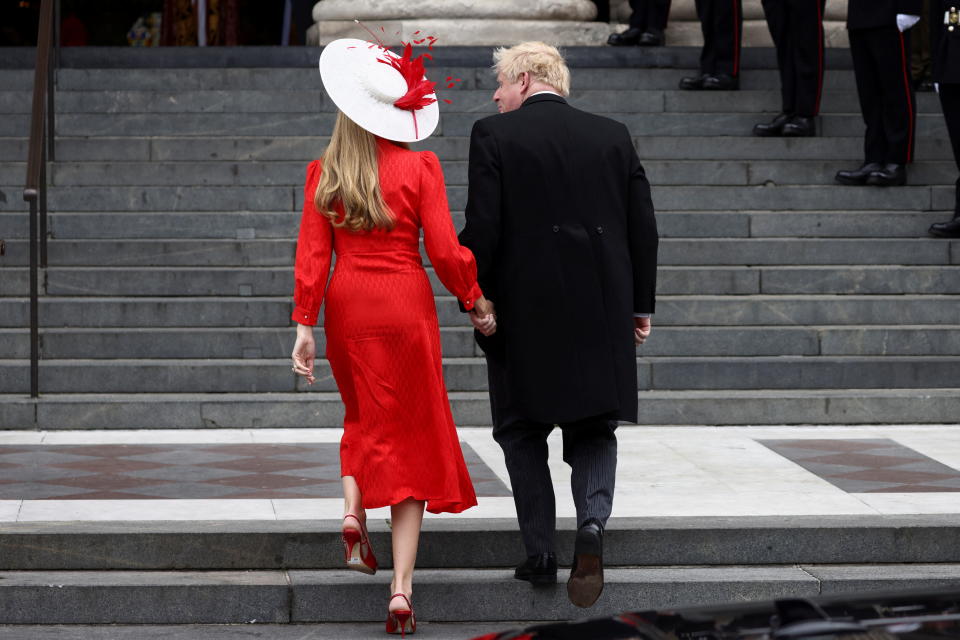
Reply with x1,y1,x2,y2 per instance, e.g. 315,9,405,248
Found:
293,306,318,326
460,283,484,312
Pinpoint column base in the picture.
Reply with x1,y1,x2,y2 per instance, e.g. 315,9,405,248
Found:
307,19,618,47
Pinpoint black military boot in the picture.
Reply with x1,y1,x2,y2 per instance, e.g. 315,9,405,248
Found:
753,113,791,137
928,215,960,238
638,28,664,46
703,73,739,90
607,27,642,46
835,162,883,185
679,73,709,90
782,116,816,137
867,163,907,186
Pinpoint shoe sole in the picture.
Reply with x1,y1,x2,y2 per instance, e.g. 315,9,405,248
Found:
567,554,603,608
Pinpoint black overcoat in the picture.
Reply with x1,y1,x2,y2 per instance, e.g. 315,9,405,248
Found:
932,0,960,83
458,93,658,425
847,0,923,30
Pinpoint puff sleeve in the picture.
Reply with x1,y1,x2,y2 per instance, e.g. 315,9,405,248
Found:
292,160,333,325
419,151,484,311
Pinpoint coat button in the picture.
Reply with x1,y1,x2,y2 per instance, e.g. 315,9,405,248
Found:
596,226,604,234
552,225,559,233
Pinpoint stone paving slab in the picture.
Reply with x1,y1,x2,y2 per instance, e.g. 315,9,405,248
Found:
0,623,515,640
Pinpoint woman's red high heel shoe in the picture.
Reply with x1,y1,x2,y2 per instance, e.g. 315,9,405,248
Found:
385,593,416,637
341,513,377,574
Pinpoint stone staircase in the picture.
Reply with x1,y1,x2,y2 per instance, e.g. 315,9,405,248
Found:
1,49,959,428
1,46,960,631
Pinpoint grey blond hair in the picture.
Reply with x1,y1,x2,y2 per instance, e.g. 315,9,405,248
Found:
493,41,571,97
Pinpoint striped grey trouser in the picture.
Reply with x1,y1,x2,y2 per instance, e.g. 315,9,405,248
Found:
493,414,618,557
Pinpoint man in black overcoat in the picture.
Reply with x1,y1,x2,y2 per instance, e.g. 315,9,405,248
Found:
928,1,960,237
458,42,659,609
836,0,923,186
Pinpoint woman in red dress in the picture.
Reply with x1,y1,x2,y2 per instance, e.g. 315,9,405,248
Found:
291,38,495,636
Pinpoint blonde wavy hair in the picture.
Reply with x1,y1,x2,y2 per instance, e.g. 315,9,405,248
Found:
314,112,403,232
493,41,571,97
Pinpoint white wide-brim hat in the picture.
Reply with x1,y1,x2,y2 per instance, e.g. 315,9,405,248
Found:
319,38,440,143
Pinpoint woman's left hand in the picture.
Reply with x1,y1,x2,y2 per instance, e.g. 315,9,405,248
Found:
292,324,317,385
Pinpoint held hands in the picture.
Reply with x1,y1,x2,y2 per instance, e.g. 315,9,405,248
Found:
291,323,317,385
896,14,920,32
470,295,497,336
634,316,652,346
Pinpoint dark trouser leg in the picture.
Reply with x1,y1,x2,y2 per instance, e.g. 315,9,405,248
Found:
652,0,672,30
789,0,826,117
939,83,960,216
695,0,714,74
494,420,557,556
592,0,610,22
629,0,649,31
762,0,793,114
711,0,743,77
850,28,887,164
560,416,618,528
874,26,916,164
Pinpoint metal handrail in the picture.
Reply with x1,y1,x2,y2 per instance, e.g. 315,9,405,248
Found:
22,0,58,398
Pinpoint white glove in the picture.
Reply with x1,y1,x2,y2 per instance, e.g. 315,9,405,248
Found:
935,82,940,94
897,14,921,32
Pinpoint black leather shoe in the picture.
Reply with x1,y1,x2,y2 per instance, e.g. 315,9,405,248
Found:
567,519,604,608
679,73,708,90
835,162,883,185
782,116,816,137
753,113,791,137
703,73,739,90
607,27,642,46
867,163,907,186
929,217,960,238
638,29,664,46
514,552,557,585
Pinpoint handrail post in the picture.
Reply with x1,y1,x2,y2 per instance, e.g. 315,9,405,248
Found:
40,144,48,268
27,195,39,399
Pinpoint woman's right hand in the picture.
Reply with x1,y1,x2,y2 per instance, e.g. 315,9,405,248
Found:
470,296,497,337
292,323,317,385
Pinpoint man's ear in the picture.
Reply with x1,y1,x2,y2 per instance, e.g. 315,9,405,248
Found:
519,71,530,90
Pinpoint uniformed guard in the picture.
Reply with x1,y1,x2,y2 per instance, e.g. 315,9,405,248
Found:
835,0,923,186
928,2,960,236
679,0,743,90
753,0,826,137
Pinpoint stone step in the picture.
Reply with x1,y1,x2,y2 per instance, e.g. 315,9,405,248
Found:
2,135,955,164
9,112,944,140
0,564,958,624
2,389,958,428
3,265,960,297
0,89,946,116
45,67,859,92
0,210,948,240
1,356,959,394
2,184,954,214
1,295,958,328
2,516,958,571
0,159,956,188
2,238,956,268
2,326,959,359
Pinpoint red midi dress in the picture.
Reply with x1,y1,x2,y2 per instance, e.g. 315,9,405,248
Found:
292,138,482,514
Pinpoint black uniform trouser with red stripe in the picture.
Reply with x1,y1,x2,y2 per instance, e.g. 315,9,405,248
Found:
694,0,742,77
849,26,917,165
628,0,672,32
939,83,960,216
761,0,826,117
